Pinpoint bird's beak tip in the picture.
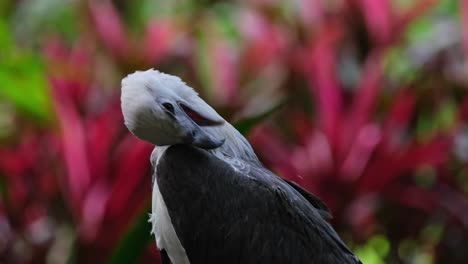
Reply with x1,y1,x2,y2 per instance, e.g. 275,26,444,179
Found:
192,137,226,150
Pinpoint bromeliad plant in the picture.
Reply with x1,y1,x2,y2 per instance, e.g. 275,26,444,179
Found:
247,1,468,263
0,39,155,262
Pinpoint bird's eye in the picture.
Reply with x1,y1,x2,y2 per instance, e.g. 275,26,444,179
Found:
162,102,175,114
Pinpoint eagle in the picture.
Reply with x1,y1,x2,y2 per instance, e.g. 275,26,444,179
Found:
121,69,361,264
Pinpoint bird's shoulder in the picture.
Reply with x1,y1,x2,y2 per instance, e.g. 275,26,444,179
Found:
222,154,332,218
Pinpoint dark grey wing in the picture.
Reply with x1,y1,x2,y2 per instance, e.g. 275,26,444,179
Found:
248,166,361,264
227,156,332,220
157,144,361,264
283,179,332,219
159,249,172,264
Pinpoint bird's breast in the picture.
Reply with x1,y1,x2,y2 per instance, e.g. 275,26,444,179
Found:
150,147,190,264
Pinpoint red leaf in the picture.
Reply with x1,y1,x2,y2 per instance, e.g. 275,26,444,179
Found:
210,40,238,104
50,78,91,208
357,0,394,44
79,182,109,241
143,19,176,65
290,111,315,143
462,0,468,59
299,23,343,142
240,10,289,72
105,136,152,219
399,137,451,169
43,39,91,108
86,100,123,184
383,90,415,135
340,124,381,181
377,90,416,156
437,185,468,230
460,93,468,122
346,194,378,238
296,0,325,28
357,136,451,193
0,135,38,176
249,125,299,181
341,52,383,156
88,0,129,59
386,185,436,211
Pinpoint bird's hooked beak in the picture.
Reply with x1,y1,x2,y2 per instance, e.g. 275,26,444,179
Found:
178,102,226,150
189,131,226,150
121,69,228,149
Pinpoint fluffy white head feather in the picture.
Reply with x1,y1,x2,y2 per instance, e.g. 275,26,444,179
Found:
121,69,258,161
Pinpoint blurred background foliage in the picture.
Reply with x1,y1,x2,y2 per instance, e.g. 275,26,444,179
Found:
0,0,467,263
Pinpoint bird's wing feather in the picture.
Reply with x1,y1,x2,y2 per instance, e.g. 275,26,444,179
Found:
282,179,332,219
157,145,361,264
227,155,332,219
248,166,361,263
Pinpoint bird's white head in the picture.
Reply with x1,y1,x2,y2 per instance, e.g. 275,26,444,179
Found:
121,69,226,149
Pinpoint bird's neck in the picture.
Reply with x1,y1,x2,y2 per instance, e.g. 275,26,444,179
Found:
206,122,259,162
151,123,259,168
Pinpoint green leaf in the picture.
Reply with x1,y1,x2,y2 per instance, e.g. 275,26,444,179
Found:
0,57,52,122
193,24,214,97
211,3,241,44
0,0,13,18
10,0,80,44
354,234,390,264
234,101,284,135
0,20,52,122
383,47,418,84
434,0,458,16
107,203,153,264
67,239,77,264
435,98,456,131
193,7,240,100
0,19,11,51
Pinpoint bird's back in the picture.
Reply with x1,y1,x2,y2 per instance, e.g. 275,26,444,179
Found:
156,144,361,264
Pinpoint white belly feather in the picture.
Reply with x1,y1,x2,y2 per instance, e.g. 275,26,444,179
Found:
149,147,190,264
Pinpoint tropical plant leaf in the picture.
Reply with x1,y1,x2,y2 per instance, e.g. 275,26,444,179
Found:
107,203,153,264
0,20,52,122
0,60,52,122
234,101,284,135
67,237,77,264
